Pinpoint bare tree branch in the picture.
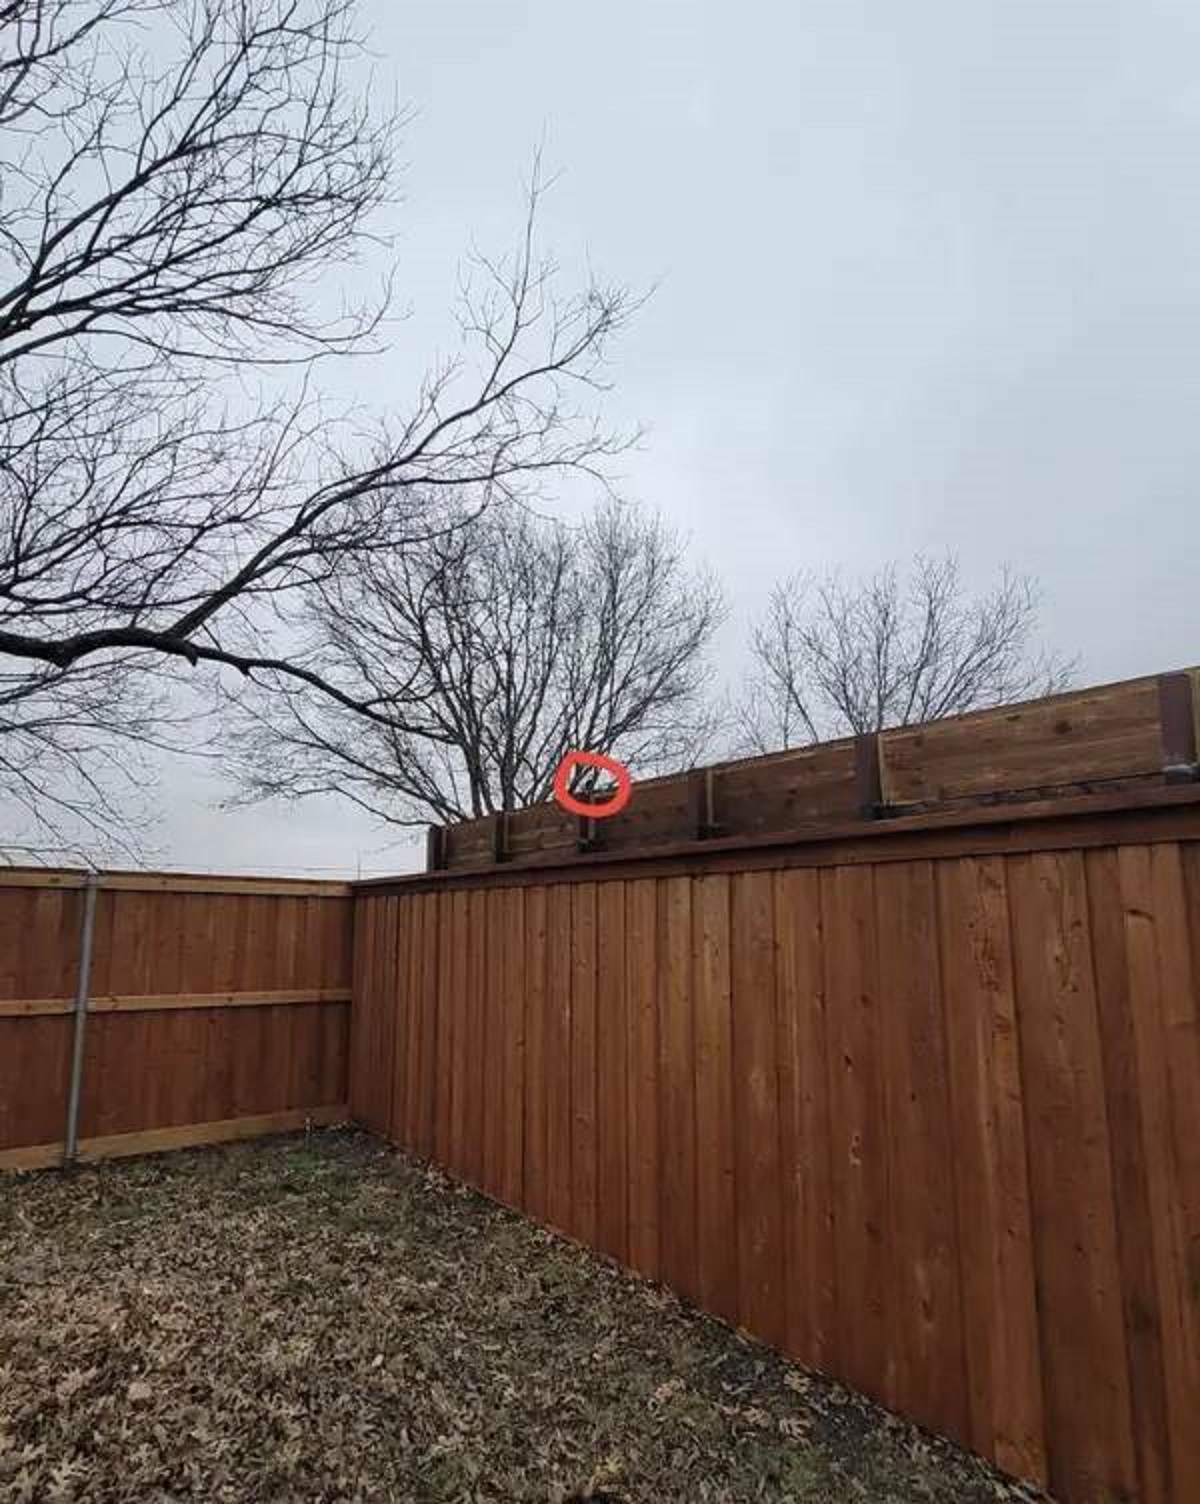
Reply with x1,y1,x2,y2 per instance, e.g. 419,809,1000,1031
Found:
226,499,723,825
743,555,1076,751
0,3,639,843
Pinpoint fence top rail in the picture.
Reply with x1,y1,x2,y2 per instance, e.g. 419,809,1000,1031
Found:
355,779,1200,895
0,867,354,897
408,664,1200,877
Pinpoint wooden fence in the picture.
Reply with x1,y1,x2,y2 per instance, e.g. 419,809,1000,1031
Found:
0,869,354,1170
430,668,1200,872
350,786,1200,1504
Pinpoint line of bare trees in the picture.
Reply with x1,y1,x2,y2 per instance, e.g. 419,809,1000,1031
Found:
0,0,1073,853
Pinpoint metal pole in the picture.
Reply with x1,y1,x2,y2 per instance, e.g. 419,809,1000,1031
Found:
63,873,98,1167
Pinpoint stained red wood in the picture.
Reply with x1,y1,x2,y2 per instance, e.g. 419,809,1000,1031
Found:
692,873,738,1324
624,879,660,1280
874,860,967,1440
570,884,599,1246
545,884,574,1234
595,881,629,1265
821,863,886,1397
1115,845,1200,1501
481,887,506,1198
936,856,1047,1485
730,870,786,1348
1008,850,1139,1503
773,868,834,1369
501,886,526,1207
522,886,550,1223
656,877,699,1304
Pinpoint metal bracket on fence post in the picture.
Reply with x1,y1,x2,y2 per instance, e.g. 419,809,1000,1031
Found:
63,872,99,1169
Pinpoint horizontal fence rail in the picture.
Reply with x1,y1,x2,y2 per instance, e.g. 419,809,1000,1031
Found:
0,870,354,1169
423,668,1200,873
351,790,1200,1504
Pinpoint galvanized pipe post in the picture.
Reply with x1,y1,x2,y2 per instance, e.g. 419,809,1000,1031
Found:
63,873,99,1167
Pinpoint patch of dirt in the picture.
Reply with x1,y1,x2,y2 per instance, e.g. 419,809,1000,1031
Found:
0,1129,1049,1502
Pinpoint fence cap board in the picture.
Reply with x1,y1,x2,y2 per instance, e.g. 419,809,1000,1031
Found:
422,667,1200,877
355,780,1200,894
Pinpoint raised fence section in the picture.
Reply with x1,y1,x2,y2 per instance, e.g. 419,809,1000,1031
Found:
429,669,1200,872
351,787,1200,1504
0,869,354,1170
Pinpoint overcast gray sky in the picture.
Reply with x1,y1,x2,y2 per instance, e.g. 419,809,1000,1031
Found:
127,0,1200,875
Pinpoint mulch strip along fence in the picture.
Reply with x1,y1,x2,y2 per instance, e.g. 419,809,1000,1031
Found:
0,870,353,1170
352,667,1200,1504
4,667,1200,1504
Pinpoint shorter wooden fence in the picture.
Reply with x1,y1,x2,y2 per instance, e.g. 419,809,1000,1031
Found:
0,868,354,1170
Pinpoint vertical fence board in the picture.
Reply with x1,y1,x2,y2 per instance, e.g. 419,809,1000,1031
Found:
821,863,887,1398
1117,845,1200,1501
570,884,599,1247
693,873,738,1325
773,867,834,1371
501,886,527,1208
462,890,487,1190
545,884,574,1234
596,881,629,1266
1008,851,1139,1504
936,856,1046,1485
657,876,699,1304
875,860,967,1440
1087,846,1173,1504
731,870,786,1349
523,886,550,1223
625,879,660,1280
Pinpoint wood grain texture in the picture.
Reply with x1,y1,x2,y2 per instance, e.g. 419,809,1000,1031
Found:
821,864,887,1398
656,877,698,1304
3,881,354,1162
936,856,1046,1484
348,824,1200,1504
730,870,786,1349
692,874,738,1325
773,868,834,1371
1008,851,1139,1504
423,671,1186,875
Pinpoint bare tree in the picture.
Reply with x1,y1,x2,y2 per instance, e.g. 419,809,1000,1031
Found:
0,0,636,848
228,500,723,824
744,555,1074,751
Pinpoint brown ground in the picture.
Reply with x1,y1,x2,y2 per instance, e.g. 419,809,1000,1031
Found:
0,1129,1047,1503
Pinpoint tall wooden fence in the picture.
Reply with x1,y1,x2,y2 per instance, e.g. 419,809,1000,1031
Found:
430,669,1200,872
0,869,354,1170
350,788,1200,1504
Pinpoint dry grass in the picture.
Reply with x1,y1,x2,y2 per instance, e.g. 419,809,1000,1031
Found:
0,1129,1046,1503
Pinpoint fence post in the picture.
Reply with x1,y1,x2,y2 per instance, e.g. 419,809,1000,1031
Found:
687,766,723,839
425,825,447,872
855,733,884,817
1158,671,1199,782
63,873,99,1168
576,815,601,853
492,811,511,864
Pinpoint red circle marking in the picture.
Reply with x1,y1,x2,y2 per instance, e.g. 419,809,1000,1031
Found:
552,750,633,819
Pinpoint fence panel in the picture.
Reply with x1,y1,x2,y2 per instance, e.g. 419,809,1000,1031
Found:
1,871,353,1169
351,795,1200,1504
